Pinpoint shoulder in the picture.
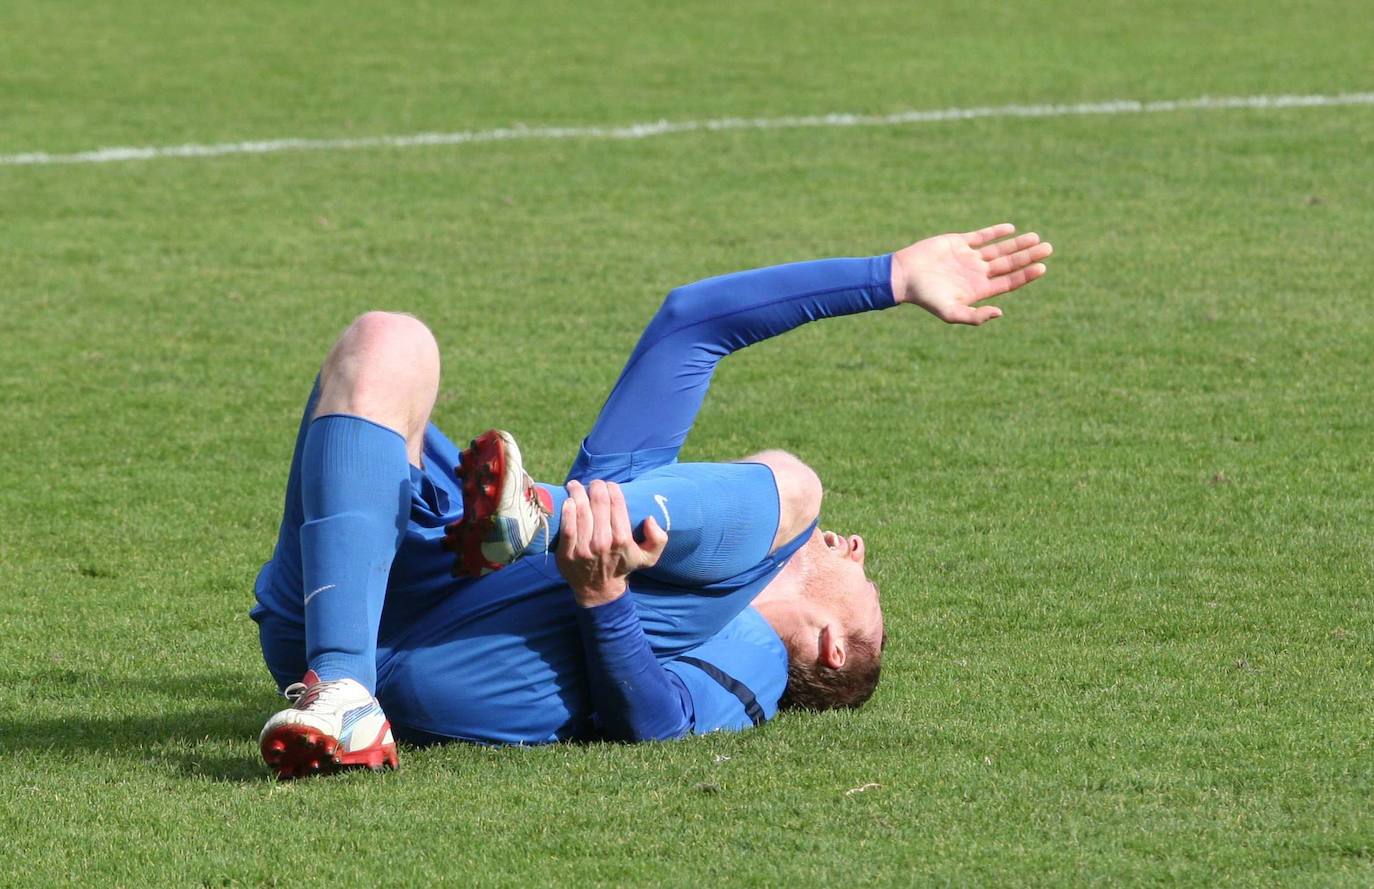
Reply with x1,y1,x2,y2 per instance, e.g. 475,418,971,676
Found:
665,609,787,734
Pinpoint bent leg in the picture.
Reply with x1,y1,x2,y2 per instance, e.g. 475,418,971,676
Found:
534,451,820,586
621,464,779,587
313,311,438,466
734,450,822,551
300,312,440,692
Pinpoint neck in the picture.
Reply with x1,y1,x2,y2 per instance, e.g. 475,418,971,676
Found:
752,533,824,642
753,532,818,606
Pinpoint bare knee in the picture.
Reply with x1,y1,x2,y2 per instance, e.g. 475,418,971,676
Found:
315,311,440,447
741,450,822,549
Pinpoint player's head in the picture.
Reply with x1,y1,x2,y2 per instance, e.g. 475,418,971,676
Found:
777,529,886,711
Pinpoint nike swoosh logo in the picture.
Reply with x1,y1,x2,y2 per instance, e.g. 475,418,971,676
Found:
303,583,336,606
653,494,672,531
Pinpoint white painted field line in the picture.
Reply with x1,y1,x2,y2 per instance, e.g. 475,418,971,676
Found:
4,91,1372,167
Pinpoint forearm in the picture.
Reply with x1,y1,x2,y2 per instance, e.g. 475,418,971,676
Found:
575,591,693,742
585,255,896,455
648,254,897,352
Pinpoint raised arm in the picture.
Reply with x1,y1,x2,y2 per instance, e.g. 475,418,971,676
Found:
575,225,1052,470
580,255,893,463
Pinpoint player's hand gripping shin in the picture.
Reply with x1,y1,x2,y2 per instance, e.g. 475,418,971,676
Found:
557,480,668,608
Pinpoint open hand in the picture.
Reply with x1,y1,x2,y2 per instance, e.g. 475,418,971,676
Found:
891,223,1053,325
557,479,669,607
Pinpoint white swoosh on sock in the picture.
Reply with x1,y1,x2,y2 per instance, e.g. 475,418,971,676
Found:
653,494,672,531
303,583,336,606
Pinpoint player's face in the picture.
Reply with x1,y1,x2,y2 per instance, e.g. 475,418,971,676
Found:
817,528,884,649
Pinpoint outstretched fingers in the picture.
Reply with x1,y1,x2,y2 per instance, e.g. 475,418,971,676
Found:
985,262,1048,297
979,231,1040,261
964,222,1015,248
987,240,1053,276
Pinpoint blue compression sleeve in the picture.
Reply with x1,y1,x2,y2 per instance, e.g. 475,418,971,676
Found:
575,594,694,741
301,414,410,692
585,255,895,456
534,463,777,585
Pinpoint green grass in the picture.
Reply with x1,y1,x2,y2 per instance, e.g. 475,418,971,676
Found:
3,1,1374,885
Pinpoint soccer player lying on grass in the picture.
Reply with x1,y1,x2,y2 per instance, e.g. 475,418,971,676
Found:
251,223,1052,777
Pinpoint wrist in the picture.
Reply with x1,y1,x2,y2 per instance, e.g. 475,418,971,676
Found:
888,249,910,304
574,579,628,608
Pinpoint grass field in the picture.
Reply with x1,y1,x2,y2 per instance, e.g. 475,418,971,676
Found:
3,1,1373,885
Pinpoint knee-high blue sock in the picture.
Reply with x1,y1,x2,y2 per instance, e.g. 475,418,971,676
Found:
531,465,777,585
301,414,410,692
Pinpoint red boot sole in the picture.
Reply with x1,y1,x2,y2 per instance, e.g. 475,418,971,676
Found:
449,431,508,577
260,723,399,780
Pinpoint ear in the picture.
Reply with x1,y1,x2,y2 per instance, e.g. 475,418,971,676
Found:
819,624,846,670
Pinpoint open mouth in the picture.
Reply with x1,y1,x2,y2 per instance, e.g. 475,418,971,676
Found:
821,530,848,554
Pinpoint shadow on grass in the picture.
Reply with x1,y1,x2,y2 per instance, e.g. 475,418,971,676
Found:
11,667,605,783
7,670,284,783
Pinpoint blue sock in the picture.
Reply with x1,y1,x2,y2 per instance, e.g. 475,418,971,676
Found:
301,414,410,692
530,464,778,585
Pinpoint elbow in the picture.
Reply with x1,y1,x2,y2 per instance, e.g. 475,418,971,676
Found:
622,730,686,744
596,685,693,742
603,714,691,744
652,285,700,328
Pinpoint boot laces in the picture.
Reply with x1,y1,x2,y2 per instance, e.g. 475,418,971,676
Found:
282,678,361,710
521,471,551,547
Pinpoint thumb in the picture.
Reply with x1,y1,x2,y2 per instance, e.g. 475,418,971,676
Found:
971,305,1003,324
942,303,1001,325
638,516,669,566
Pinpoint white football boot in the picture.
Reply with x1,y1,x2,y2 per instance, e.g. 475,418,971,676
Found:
259,671,398,778
443,429,553,577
